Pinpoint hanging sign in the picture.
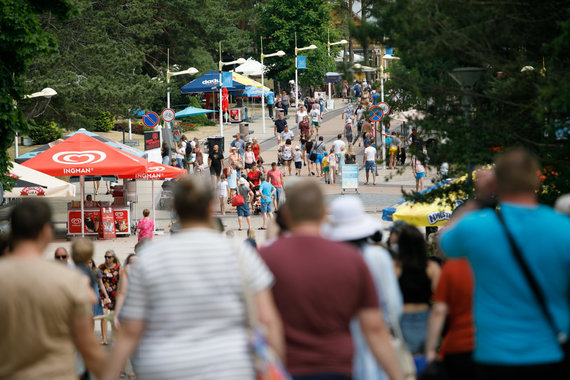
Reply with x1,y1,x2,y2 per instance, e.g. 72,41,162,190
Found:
222,72,233,87
297,56,306,69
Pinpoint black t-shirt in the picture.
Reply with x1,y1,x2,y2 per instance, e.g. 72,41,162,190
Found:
305,140,314,153
275,119,287,133
209,152,224,168
345,153,356,164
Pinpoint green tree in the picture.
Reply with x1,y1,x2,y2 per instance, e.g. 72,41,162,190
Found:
258,0,340,91
370,0,570,204
0,0,74,188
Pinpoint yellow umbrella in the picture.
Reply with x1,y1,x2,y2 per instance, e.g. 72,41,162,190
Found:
232,72,270,91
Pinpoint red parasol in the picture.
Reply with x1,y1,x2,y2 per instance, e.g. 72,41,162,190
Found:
133,162,186,180
22,133,148,177
222,87,229,112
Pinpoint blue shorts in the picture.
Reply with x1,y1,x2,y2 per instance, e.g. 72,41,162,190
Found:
365,160,376,173
295,161,302,169
315,154,324,164
415,172,425,179
237,204,250,217
260,202,272,213
273,187,282,201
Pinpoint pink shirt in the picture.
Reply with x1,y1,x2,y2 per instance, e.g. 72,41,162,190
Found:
136,217,154,241
267,168,283,188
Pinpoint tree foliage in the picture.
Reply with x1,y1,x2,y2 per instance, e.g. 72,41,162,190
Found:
370,0,570,204
258,0,339,91
0,0,74,188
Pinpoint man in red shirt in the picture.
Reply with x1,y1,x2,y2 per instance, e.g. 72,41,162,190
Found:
266,162,283,210
259,180,404,380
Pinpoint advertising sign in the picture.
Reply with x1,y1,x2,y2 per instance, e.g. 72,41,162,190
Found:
99,206,116,239
222,72,233,87
144,131,161,151
297,56,306,69
341,164,359,190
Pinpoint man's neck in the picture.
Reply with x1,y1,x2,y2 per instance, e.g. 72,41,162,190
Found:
289,222,322,236
500,193,537,206
11,240,45,258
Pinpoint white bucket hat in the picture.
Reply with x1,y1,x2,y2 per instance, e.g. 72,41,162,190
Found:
322,196,382,241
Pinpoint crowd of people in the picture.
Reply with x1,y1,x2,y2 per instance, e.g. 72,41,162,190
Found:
0,147,570,380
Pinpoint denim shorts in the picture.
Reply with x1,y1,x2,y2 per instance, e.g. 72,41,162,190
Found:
365,160,376,173
415,171,425,179
315,154,324,164
400,309,430,354
273,187,282,201
260,202,272,213
295,161,302,169
237,204,250,217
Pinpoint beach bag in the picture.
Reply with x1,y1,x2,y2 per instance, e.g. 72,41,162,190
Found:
231,194,245,207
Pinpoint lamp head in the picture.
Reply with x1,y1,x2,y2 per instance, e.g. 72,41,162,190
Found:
308,44,317,50
40,88,57,98
382,54,400,61
353,63,362,70
236,58,247,65
276,50,286,57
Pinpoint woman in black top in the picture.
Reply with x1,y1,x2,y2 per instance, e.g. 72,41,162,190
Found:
208,144,224,182
304,137,314,175
395,224,441,354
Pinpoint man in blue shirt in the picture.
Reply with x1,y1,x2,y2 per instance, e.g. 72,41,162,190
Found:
258,175,275,230
230,133,246,158
440,149,570,380
266,92,275,119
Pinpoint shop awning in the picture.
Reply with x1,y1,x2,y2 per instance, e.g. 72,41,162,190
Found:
175,106,217,118
5,162,76,198
180,70,247,94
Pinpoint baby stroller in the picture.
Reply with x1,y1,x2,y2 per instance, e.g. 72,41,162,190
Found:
252,185,262,215
276,144,284,166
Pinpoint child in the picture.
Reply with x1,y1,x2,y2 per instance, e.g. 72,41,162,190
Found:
217,174,230,215
293,146,303,176
327,150,338,184
228,162,238,199
322,151,330,184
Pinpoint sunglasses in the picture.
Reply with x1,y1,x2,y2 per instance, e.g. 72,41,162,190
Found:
55,255,67,259
105,256,114,259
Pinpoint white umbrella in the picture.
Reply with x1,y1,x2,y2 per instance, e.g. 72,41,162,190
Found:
5,162,76,198
235,58,266,76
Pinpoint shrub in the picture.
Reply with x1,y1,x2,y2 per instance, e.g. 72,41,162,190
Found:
29,120,63,144
93,110,114,132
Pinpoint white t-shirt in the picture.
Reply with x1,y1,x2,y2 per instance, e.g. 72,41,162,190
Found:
332,139,346,154
293,150,302,162
364,146,377,161
281,130,294,141
217,180,228,197
309,109,321,122
122,231,274,380
296,110,308,126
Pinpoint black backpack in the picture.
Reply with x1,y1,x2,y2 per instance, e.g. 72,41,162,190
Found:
185,141,193,157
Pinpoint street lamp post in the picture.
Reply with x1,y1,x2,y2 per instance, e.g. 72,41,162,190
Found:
17,88,57,158
260,37,285,134
218,42,246,137
379,54,400,169
327,29,347,109
294,32,317,109
165,51,198,145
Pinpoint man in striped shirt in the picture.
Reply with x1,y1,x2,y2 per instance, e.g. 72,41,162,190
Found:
103,177,284,380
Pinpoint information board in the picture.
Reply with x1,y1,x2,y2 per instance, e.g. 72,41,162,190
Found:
341,164,359,191
144,131,161,151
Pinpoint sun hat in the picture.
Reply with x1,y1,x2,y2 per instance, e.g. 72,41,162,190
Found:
323,196,382,241
231,146,237,150
295,146,300,150
238,177,248,186
555,193,570,216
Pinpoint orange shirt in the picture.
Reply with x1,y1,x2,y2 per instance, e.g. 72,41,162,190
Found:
434,259,475,357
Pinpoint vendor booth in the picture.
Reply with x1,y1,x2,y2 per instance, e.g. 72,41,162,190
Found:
22,133,148,238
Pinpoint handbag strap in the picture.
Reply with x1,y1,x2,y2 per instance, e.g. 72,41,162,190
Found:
495,209,567,344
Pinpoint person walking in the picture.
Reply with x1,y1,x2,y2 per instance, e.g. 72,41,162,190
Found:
281,138,294,176
363,141,377,185
296,105,308,130
259,180,405,380
99,250,121,345
136,209,154,242
309,104,321,135
259,175,275,230
237,177,254,231
313,136,326,177
325,196,403,380
411,155,426,191
102,177,284,380
267,162,284,210
440,150,570,380
293,146,303,176
345,119,354,144
281,91,290,116
0,200,107,379
267,91,275,119
217,174,230,216
208,144,224,183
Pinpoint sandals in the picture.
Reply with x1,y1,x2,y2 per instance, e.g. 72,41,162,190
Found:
258,227,266,230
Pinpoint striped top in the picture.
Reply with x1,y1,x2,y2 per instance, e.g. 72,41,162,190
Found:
121,228,274,380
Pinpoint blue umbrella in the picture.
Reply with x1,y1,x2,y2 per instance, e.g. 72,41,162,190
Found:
324,72,342,84
175,106,216,118
240,87,273,98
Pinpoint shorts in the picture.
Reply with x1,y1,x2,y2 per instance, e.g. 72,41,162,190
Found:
210,166,221,177
312,121,319,127
273,187,282,201
315,154,324,164
244,162,253,169
237,204,250,217
415,172,425,179
346,135,353,143
365,160,376,173
260,202,272,213
323,166,330,173
389,146,398,156
295,161,302,169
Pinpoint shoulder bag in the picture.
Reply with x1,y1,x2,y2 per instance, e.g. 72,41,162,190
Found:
231,194,245,207
496,209,569,371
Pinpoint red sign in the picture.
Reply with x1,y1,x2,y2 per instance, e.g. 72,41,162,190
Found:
99,206,116,239
144,131,161,151
68,208,130,235
20,187,45,196
113,209,130,234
